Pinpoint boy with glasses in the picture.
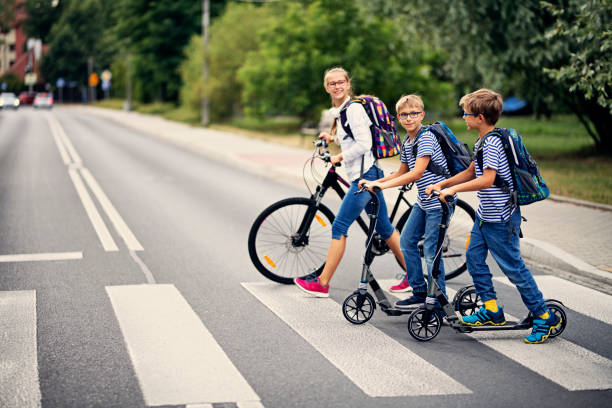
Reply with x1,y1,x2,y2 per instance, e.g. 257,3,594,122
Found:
360,94,455,309
426,88,560,343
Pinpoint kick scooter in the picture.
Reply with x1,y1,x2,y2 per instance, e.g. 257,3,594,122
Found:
406,192,568,341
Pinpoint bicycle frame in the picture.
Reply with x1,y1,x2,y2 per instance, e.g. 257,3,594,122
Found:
293,164,414,247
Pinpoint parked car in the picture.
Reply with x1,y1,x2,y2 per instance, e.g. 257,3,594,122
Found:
0,92,20,109
33,92,53,109
19,91,36,105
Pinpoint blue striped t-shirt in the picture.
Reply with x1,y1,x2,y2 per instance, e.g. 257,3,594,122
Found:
401,128,455,210
474,135,516,222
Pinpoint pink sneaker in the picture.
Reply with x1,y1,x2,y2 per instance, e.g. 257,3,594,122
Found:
294,277,329,297
389,278,412,293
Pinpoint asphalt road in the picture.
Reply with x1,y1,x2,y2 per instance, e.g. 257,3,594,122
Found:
0,107,610,408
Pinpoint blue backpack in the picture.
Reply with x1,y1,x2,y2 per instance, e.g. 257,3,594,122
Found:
411,121,472,178
476,128,549,206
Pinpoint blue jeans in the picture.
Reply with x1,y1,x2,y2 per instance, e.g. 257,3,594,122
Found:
331,166,394,240
400,203,453,295
466,209,547,315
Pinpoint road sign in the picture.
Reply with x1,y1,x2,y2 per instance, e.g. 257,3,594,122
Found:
101,69,112,82
56,77,65,88
89,72,99,87
24,73,37,85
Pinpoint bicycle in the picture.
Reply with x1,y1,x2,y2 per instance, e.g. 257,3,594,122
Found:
247,139,475,284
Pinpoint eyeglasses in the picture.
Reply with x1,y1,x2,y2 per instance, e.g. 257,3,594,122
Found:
462,112,479,117
396,112,423,120
327,80,347,88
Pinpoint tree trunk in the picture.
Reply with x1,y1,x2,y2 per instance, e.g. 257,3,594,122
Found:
583,99,612,155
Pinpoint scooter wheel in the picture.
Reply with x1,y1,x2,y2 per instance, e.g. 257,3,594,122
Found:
342,292,376,324
454,286,482,316
407,306,441,341
546,301,567,338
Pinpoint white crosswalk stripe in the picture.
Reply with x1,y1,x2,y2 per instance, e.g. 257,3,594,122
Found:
106,284,261,407
241,281,472,397
494,275,612,325
0,290,42,408
380,279,612,390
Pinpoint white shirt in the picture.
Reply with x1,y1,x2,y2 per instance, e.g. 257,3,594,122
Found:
332,97,374,182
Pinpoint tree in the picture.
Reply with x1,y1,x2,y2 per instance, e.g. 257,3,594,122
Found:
238,0,453,122
179,2,278,121
395,0,612,153
40,0,117,87
23,0,64,42
0,0,17,33
115,0,201,103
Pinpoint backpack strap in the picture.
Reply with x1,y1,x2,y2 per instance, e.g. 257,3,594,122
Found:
338,98,374,179
411,125,451,178
475,130,518,207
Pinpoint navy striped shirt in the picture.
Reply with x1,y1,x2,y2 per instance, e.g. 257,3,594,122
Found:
474,135,516,222
401,128,455,210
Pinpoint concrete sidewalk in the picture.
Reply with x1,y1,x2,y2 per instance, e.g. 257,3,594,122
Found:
73,106,612,291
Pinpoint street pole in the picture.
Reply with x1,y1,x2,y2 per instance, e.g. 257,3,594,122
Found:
87,56,93,102
124,52,132,111
201,0,210,126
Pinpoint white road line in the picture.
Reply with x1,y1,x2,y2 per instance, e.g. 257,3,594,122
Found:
0,252,83,263
129,250,156,284
80,168,143,251
106,285,260,406
241,282,471,397
68,168,118,251
494,275,612,325
0,290,42,408
443,285,611,391
46,115,71,165
331,280,612,391
45,114,82,165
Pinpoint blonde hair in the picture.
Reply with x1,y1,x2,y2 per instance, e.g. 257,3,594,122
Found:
459,88,503,125
324,66,355,136
396,94,424,113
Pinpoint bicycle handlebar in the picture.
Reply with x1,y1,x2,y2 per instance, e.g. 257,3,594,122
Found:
430,190,454,203
314,139,341,167
355,184,381,195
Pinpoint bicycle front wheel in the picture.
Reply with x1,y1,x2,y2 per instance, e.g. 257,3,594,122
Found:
247,197,334,284
395,199,475,280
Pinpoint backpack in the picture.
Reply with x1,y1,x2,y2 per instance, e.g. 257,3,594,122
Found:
476,128,549,206
339,95,401,159
411,121,472,178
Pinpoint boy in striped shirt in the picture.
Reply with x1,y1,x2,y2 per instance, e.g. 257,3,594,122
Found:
426,89,560,344
360,94,455,309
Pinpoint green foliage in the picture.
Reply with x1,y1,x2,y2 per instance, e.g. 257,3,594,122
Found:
542,0,612,112
393,0,612,152
23,0,64,42
40,0,117,86
0,72,23,92
0,0,16,33
237,0,454,121
115,0,201,102
179,2,278,122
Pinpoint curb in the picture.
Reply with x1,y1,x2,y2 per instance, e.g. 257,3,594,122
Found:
549,194,612,212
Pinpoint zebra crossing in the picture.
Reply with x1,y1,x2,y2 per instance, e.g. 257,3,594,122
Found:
1,276,611,407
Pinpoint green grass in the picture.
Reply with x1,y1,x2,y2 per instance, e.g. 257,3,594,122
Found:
440,115,611,205
91,100,612,205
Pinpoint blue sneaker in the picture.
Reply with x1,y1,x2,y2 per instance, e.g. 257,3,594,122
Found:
461,306,506,326
524,312,561,344
395,293,426,309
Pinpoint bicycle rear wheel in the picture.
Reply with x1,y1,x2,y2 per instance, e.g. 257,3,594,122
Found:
248,197,334,284
395,199,475,280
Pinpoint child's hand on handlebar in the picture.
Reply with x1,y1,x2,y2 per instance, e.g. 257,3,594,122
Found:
363,180,383,193
329,154,342,166
438,188,455,203
425,183,441,196
318,131,333,144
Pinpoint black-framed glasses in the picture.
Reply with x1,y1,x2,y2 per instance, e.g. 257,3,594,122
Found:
327,80,347,88
396,111,423,120
462,112,479,117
